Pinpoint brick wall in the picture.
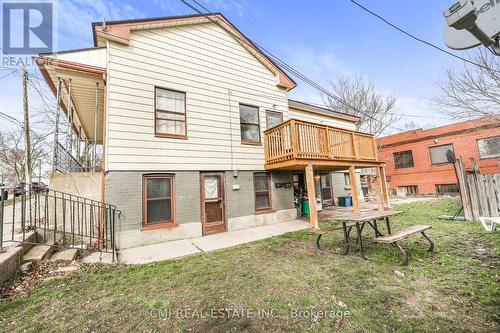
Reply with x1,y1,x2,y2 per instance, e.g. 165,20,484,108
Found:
377,117,500,194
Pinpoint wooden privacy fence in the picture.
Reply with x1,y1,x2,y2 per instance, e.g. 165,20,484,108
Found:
264,119,378,165
454,158,499,221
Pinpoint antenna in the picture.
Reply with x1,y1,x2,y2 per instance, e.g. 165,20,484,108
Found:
101,14,107,32
443,0,500,55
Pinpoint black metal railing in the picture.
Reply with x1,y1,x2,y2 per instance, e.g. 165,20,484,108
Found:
0,185,120,261
55,142,84,172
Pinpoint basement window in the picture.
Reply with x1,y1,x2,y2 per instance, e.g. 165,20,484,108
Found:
143,175,175,227
435,184,459,194
399,185,418,195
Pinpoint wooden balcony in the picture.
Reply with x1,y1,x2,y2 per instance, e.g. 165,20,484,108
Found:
264,119,383,170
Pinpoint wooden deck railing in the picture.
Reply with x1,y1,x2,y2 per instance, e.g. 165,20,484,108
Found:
264,119,378,166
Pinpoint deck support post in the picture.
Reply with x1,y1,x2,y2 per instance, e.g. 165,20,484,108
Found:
305,163,319,229
378,166,389,209
349,165,360,214
374,172,384,212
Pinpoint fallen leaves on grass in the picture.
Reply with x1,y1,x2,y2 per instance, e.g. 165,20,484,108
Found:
0,261,80,301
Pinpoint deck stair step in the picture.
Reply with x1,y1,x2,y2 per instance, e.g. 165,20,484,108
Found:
23,245,55,263
50,249,79,262
374,225,431,244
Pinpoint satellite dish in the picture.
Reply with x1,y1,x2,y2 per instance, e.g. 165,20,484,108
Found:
446,150,456,163
443,0,500,51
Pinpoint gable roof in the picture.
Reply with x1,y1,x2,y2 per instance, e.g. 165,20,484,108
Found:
288,99,361,123
92,13,296,90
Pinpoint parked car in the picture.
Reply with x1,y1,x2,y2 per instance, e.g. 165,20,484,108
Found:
31,182,48,193
14,183,26,197
0,184,8,201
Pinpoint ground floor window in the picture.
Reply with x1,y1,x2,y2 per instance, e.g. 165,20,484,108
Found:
399,185,418,195
254,172,272,211
143,174,175,226
435,184,459,194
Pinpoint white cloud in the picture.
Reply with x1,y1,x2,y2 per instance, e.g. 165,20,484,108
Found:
281,44,454,132
54,0,146,49
151,0,247,17
204,0,247,17
284,44,356,105
394,96,453,130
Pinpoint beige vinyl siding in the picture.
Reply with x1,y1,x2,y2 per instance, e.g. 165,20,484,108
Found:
288,107,357,131
106,22,289,171
51,48,106,68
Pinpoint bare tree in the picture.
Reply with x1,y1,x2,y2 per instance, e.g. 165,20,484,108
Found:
323,75,401,136
403,121,419,131
0,128,48,185
433,49,500,120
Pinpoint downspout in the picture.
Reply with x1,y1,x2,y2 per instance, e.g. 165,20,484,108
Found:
227,89,235,173
99,39,110,250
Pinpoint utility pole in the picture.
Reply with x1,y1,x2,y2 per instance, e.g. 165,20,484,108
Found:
22,64,32,186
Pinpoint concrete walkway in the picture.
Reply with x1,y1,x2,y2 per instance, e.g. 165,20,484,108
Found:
118,220,309,265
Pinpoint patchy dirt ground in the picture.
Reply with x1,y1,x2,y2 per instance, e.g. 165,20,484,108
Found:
1,261,82,301
1,199,499,332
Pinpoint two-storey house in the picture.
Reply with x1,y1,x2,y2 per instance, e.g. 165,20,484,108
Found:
35,13,387,250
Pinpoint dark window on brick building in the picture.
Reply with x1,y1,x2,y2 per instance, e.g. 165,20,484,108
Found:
429,144,453,165
399,185,418,195
435,184,459,194
394,150,414,169
477,136,500,159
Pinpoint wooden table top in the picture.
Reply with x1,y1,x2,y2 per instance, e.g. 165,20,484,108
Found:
332,210,402,223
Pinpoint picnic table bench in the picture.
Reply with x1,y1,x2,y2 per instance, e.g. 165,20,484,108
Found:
311,210,433,265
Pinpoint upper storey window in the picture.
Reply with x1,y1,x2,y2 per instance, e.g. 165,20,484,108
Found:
239,104,261,144
155,87,187,139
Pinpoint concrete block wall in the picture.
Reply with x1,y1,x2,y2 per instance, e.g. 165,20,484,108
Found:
105,170,296,249
271,171,295,211
331,172,363,206
225,171,256,218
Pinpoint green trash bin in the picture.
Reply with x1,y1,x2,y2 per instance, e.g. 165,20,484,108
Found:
302,198,310,217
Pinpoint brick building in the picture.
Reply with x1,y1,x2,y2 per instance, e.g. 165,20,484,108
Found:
377,117,500,195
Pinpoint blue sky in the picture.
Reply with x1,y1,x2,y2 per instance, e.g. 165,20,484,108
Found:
2,0,467,133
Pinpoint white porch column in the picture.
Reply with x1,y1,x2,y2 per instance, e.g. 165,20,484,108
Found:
52,78,62,174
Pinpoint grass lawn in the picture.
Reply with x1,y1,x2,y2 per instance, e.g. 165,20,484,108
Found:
1,198,499,332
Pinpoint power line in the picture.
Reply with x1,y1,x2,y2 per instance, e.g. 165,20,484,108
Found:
181,0,407,133
0,68,17,80
295,100,452,120
349,0,499,73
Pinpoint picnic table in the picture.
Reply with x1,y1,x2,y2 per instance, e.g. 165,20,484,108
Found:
310,210,434,265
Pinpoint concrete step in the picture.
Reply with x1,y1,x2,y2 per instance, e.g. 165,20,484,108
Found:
36,230,65,245
23,245,55,263
50,248,79,262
